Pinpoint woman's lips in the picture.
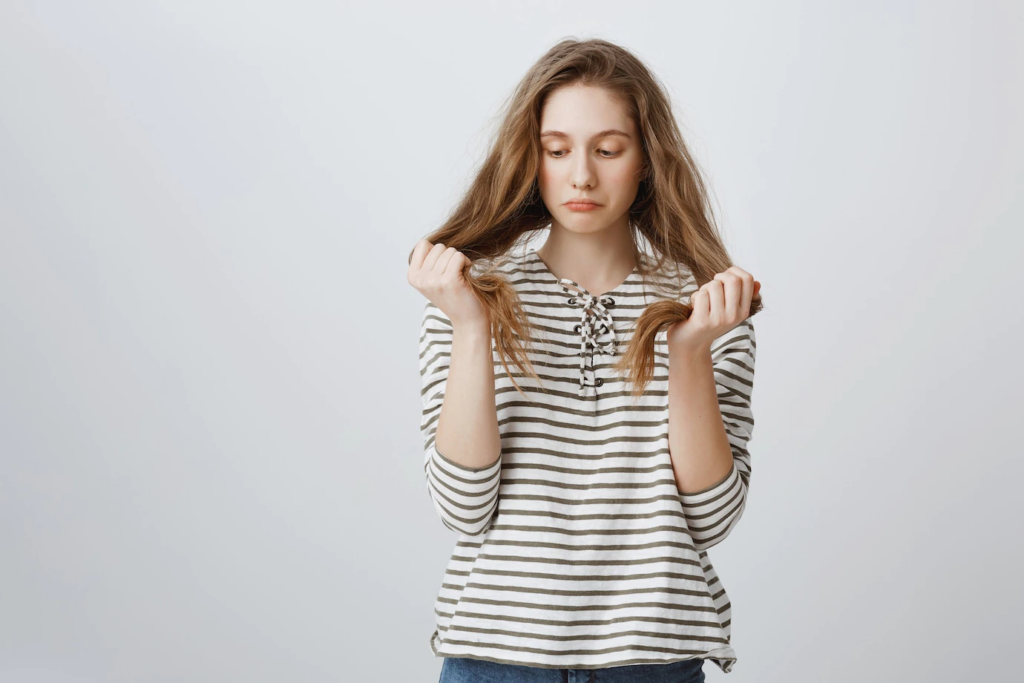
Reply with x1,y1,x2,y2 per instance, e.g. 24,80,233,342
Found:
565,201,602,211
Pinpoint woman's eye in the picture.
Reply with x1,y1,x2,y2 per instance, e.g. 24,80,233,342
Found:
546,149,618,158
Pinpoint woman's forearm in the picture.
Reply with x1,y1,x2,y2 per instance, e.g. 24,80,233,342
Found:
666,341,734,494
434,323,502,470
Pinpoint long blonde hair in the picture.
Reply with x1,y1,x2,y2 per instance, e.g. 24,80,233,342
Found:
408,37,764,398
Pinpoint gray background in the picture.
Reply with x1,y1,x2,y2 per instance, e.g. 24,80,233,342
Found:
2,1,1021,681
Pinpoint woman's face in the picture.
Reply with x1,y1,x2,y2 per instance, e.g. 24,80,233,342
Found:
538,84,644,236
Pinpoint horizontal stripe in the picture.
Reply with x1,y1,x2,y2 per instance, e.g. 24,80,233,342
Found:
435,608,723,629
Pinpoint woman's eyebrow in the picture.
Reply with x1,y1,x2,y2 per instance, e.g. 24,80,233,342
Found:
540,129,632,141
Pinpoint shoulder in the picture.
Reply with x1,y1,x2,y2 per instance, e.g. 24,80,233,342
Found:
471,248,529,276
469,247,539,294
638,254,699,304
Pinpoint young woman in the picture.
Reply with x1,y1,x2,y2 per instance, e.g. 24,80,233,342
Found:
407,38,763,682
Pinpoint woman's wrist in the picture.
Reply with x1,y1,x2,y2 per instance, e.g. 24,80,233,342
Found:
666,321,710,356
452,319,492,343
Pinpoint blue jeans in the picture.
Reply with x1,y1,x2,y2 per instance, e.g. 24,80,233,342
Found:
438,656,705,683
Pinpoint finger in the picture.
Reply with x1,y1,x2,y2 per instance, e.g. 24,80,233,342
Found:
725,267,756,317
439,247,462,280
705,279,725,325
714,272,741,322
726,265,751,280
409,239,433,270
448,250,473,281
424,242,447,274
741,274,755,316
689,285,708,322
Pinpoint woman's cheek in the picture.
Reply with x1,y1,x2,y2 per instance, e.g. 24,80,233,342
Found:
537,163,556,196
605,166,640,203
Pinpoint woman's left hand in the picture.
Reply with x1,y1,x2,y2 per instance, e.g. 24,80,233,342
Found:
667,266,760,352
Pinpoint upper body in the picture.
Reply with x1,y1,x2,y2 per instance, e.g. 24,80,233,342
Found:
418,246,756,673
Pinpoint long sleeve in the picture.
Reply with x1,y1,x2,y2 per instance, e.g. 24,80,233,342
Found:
678,318,756,551
418,301,501,536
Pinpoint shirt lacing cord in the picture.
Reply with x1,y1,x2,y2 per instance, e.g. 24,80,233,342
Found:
558,278,618,396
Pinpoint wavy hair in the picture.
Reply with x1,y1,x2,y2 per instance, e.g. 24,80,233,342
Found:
407,37,764,398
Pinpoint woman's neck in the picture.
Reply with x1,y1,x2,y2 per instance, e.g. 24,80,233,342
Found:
535,226,637,297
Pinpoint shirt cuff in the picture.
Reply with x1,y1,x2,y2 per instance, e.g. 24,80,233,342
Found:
677,461,739,510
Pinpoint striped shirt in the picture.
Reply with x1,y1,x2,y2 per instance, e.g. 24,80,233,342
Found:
418,247,757,673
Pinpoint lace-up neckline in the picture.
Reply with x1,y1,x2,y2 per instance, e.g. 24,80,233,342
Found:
529,248,640,396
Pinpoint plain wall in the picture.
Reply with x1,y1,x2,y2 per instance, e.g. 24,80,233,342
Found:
1,1,1021,681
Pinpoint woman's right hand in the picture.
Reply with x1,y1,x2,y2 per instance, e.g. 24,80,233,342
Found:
407,239,490,331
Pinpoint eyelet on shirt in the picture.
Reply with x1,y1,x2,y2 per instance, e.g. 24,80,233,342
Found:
595,378,604,387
